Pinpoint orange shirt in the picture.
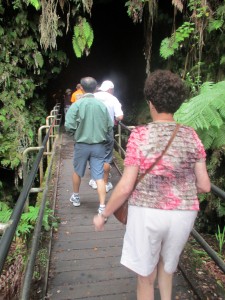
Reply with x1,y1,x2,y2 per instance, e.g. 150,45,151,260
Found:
70,89,84,103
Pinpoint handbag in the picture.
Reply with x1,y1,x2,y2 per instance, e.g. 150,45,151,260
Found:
113,124,180,225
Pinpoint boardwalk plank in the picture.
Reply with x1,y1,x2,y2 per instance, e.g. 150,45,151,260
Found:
46,132,197,300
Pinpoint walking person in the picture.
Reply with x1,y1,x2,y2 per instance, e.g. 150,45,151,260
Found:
93,70,211,300
70,83,84,103
65,76,114,214
63,88,72,117
89,80,124,192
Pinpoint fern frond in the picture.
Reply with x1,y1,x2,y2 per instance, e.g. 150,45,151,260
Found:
86,30,94,48
199,81,214,93
175,80,225,130
212,124,225,149
175,80,225,149
77,36,86,51
83,19,92,40
160,38,175,59
16,223,34,237
72,35,82,58
0,209,12,222
21,206,39,223
197,127,219,149
72,19,93,58
74,25,80,38
0,201,10,211
208,19,224,33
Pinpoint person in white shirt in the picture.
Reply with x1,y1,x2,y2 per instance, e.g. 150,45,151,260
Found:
89,80,124,196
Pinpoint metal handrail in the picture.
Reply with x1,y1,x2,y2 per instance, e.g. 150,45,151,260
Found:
0,105,61,275
115,121,225,274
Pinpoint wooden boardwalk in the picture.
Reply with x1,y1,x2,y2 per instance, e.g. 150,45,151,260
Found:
46,131,196,300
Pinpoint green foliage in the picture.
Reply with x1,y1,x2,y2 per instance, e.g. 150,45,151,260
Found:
0,1,67,172
72,17,94,58
0,201,58,242
207,1,225,33
215,225,225,255
160,22,195,59
185,70,202,96
0,204,12,223
208,19,224,32
125,0,145,23
175,81,225,149
28,0,41,10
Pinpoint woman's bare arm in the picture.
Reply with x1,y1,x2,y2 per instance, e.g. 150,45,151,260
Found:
194,161,211,193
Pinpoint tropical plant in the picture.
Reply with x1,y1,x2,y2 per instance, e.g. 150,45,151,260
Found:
160,22,195,60
0,201,58,243
215,225,225,256
174,79,225,231
72,17,94,58
174,80,225,150
0,1,67,190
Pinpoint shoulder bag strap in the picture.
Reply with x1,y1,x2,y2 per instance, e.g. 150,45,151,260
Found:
135,123,181,186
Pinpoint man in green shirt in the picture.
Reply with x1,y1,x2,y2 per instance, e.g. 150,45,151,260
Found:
65,77,113,214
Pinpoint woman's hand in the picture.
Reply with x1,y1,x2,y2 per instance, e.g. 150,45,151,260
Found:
93,214,106,231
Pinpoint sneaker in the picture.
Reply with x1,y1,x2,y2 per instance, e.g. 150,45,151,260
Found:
89,179,97,189
70,194,80,207
98,206,107,223
106,182,113,193
98,205,105,214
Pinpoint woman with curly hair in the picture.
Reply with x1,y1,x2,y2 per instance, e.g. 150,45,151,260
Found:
93,70,210,300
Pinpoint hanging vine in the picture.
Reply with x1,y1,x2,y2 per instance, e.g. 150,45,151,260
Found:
143,0,157,75
39,0,59,51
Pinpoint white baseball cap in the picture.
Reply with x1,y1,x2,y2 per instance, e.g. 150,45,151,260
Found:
99,80,114,91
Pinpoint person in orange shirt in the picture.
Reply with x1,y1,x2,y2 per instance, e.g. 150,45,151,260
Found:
70,83,84,103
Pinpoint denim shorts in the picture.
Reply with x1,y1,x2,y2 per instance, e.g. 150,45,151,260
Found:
104,130,114,164
73,143,105,180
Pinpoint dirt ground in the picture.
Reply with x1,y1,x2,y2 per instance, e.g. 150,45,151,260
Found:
180,234,225,300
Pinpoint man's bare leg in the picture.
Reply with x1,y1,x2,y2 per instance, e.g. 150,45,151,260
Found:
96,178,106,206
103,162,111,184
72,172,81,192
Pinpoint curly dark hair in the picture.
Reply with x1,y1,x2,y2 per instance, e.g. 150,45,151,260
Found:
144,70,188,114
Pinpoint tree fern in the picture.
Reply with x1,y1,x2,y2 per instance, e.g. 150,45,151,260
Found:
160,22,194,60
196,127,216,150
72,17,94,58
212,124,225,148
175,80,225,149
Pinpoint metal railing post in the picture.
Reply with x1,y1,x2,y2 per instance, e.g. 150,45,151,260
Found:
118,122,122,156
38,126,50,184
22,147,43,210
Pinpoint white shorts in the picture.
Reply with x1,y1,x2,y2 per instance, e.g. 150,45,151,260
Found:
120,206,197,276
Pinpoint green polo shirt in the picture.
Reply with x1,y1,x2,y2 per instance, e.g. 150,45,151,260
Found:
65,94,114,144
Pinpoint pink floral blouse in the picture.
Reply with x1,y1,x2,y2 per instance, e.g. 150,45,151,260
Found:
124,122,206,210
